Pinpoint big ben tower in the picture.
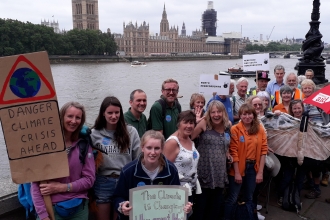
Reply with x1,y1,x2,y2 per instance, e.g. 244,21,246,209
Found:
72,0,99,30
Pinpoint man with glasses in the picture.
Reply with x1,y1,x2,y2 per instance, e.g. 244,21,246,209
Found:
149,78,181,139
266,64,286,107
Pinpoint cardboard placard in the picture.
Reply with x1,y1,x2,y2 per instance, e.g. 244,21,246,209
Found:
129,185,188,220
199,74,231,95
243,53,270,71
0,52,69,184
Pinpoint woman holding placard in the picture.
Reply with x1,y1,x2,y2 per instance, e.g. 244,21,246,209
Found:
90,96,140,220
31,102,96,220
112,130,193,220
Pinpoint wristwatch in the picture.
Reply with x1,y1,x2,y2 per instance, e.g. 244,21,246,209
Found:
67,183,71,192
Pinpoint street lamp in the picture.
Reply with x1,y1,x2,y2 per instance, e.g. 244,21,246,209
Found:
297,0,328,84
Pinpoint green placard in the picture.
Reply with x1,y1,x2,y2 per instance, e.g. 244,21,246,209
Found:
129,185,188,220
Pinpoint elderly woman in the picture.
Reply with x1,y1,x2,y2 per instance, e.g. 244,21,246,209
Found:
300,79,330,199
272,85,293,114
225,104,268,220
190,93,206,123
246,96,264,118
257,91,271,114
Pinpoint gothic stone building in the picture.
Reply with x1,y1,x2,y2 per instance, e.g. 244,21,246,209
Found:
114,5,239,56
72,0,99,30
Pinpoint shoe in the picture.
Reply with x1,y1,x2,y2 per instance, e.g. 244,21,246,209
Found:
321,174,329,186
305,189,321,199
257,212,265,220
257,204,262,211
277,197,283,206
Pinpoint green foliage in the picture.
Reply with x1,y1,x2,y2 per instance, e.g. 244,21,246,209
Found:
245,42,302,52
0,18,118,56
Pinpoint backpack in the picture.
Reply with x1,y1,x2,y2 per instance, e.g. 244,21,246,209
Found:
147,98,182,130
282,169,302,213
18,125,94,218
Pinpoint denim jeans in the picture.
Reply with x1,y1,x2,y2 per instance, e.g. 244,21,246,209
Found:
93,174,118,204
224,163,256,220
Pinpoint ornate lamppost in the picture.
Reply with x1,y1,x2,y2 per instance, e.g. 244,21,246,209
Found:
297,0,328,84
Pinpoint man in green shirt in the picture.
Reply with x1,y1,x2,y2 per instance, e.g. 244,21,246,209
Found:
149,78,181,139
124,89,147,138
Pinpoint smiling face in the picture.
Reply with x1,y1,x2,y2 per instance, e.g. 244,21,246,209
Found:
237,81,248,97
142,138,162,167
193,98,205,109
286,75,297,89
281,91,292,102
161,82,179,104
178,120,195,136
291,102,303,119
240,111,254,126
63,106,82,136
302,85,314,98
210,105,223,125
251,97,263,115
130,91,147,114
104,105,121,129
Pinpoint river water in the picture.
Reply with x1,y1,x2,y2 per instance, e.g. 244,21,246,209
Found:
1,58,329,178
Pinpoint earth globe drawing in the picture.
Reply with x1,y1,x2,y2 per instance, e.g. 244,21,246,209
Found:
9,68,41,98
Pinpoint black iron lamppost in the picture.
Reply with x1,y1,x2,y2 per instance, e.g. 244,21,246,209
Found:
297,0,328,84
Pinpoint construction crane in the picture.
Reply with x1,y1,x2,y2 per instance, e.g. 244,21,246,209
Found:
267,26,275,41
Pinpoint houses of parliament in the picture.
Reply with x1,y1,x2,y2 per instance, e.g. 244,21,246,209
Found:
70,1,240,56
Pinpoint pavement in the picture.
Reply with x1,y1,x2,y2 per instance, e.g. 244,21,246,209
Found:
257,180,330,220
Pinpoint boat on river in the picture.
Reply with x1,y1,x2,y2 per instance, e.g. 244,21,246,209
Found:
225,64,256,78
131,61,147,67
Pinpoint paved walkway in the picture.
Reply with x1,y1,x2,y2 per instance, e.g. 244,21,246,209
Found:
257,181,330,220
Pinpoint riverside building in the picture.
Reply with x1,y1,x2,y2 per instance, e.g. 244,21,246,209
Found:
114,4,240,56
71,0,99,30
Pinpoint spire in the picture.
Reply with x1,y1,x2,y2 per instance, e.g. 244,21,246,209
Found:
162,3,167,19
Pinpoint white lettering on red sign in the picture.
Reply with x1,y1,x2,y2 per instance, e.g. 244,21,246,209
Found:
312,93,330,104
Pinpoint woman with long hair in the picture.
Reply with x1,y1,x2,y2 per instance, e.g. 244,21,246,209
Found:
191,100,232,219
91,96,140,220
163,110,200,206
225,104,268,220
112,130,193,220
31,102,95,220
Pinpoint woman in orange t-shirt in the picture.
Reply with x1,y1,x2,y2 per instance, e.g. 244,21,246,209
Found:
224,104,268,219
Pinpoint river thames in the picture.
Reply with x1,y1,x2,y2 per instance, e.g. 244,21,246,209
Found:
1,58,329,178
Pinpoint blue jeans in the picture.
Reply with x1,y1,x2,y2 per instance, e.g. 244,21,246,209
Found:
93,175,118,204
225,163,256,220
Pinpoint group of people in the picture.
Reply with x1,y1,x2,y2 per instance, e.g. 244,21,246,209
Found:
29,67,329,220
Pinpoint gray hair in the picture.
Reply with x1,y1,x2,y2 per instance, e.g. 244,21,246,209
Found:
257,91,271,109
274,64,285,73
230,79,235,85
279,85,293,96
285,72,298,88
129,89,145,101
305,69,314,74
236,77,249,86
297,75,306,84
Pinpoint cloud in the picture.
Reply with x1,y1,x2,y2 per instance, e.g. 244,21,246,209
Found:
0,0,329,42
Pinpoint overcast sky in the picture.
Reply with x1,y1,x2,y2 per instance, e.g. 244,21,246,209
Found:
1,0,330,43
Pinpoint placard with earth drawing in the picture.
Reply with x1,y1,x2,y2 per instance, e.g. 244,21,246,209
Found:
0,51,69,184
129,185,188,220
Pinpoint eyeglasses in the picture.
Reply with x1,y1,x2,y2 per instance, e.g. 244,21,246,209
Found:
163,88,178,93
253,103,263,107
